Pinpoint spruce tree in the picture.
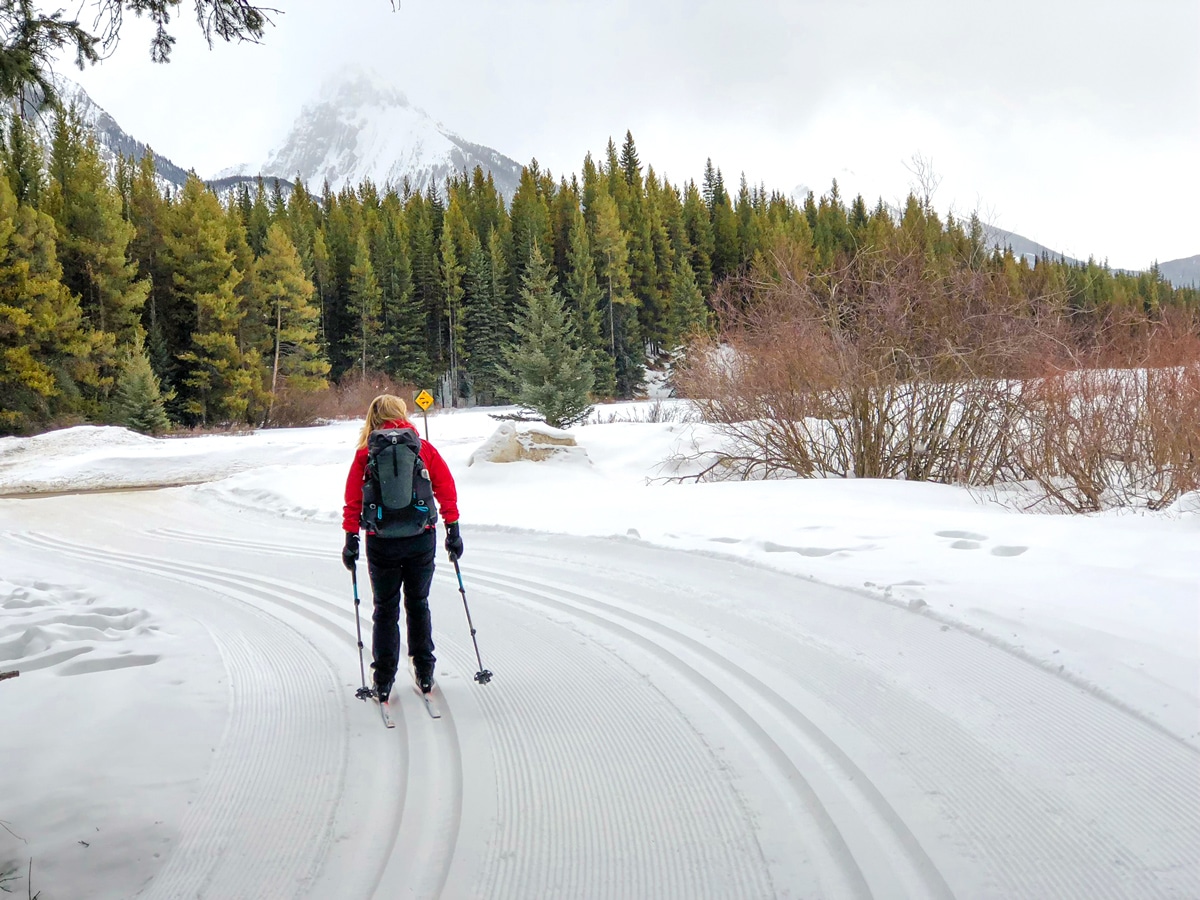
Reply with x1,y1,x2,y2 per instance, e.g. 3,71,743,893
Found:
501,243,594,429
667,257,709,350
112,334,171,434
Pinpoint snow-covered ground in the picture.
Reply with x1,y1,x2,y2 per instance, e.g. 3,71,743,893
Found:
2,402,1198,898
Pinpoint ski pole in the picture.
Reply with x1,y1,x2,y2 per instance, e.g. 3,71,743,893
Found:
451,555,493,684
350,567,374,700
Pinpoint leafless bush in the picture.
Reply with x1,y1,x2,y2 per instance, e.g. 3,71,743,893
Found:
264,373,422,427
678,243,1056,484
592,400,699,425
675,238,1200,511
1018,313,1200,510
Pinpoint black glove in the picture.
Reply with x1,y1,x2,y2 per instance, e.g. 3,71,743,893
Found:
342,532,360,570
444,521,464,560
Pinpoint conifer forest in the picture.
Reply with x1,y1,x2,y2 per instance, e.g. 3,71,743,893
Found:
0,111,1196,437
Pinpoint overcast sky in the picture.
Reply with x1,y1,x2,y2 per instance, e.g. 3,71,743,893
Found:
58,0,1199,269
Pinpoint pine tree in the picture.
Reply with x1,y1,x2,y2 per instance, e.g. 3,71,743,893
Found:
0,115,43,207
126,153,172,386
246,177,272,257
563,206,614,396
461,231,505,404
681,181,714,293
590,190,641,397
501,243,594,428
112,334,171,433
406,192,440,373
258,224,328,422
346,232,384,376
667,256,709,350
509,163,552,285
44,106,149,393
709,167,740,280
163,176,254,425
0,176,95,432
440,217,466,404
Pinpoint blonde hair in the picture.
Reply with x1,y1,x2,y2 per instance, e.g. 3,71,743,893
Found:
357,394,409,448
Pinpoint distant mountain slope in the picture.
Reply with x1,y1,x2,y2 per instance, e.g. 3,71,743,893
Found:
985,226,1197,289
1158,255,1200,288
984,226,1083,267
13,76,191,191
258,68,523,198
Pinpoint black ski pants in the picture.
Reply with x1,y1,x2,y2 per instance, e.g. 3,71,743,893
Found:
366,528,437,688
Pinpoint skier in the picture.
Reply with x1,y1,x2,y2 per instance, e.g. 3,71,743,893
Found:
341,393,463,701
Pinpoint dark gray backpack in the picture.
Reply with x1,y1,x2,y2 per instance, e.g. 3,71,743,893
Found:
360,428,437,537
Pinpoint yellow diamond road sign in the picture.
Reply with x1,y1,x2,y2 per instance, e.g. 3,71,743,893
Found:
414,390,434,411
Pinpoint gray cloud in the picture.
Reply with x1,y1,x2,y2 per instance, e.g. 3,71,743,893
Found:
64,0,1199,267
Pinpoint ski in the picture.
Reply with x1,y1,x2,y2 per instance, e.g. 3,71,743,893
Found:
379,697,395,728
415,684,441,719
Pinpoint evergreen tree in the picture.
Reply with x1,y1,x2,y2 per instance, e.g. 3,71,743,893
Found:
44,106,149,381
590,189,641,397
346,232,384,376
681,181,714,293
440,216,466,404
405,192,440,372
0,176,93,432
460,230,505,404
709,167,740,280
501,243,594,428
0,115,43,206
246,177,272,257
563,205,614,396
112,333,171,433
508,163,552,285
667,256,708,349
258,223,328,422
125,153,172,385
163,176,253,424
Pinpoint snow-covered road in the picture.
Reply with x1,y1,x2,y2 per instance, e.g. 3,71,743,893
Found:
3,488,1199,899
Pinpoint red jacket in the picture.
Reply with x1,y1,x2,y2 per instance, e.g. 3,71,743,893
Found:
342,419,459,533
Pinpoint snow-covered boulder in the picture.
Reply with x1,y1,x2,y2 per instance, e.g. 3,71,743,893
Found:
468,422,590,466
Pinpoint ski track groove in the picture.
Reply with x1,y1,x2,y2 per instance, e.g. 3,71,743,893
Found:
467,569,879,899
436,592,772,900
482,556,1200,899
8,531,463,900
8,532,344,899
105,525,1200,897
713,572,1200,897
150,527,781,897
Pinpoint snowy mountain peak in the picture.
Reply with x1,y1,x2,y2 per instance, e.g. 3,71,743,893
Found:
260,67,522,198
316,65,413,113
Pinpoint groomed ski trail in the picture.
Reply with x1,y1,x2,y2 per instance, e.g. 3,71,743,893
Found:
4,491,1198,899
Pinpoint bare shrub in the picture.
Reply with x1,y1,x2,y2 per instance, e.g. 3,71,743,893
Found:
592,400,698,425
1018,310,1200,510
264,372,422,427
677,241,1058,485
